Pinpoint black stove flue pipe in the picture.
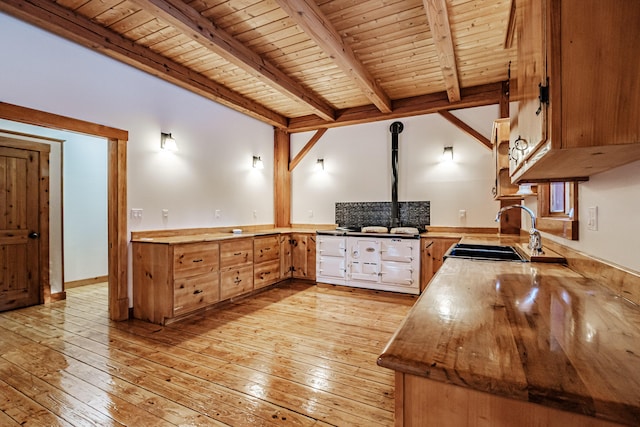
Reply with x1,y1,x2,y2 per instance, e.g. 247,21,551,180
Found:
389,121,404,228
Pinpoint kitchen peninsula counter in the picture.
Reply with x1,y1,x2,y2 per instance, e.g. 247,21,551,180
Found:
130,227,321,244
378,257,640,426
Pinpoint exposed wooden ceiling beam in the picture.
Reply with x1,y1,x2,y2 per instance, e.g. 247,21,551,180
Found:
275,0,392,114
130,0,335,122
422,0,461,103
438,110,492,150
289,128,328,172
0,0,288,128
504,0,517,49
288,82,502,133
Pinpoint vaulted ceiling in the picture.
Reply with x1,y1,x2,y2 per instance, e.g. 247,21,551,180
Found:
1,0,516,132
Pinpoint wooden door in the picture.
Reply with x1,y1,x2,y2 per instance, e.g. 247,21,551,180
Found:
0,146,41,311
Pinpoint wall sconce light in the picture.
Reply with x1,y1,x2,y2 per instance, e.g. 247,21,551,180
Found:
442,146,454,162
160,132,178,151
252,155,264,169
315,158,325,171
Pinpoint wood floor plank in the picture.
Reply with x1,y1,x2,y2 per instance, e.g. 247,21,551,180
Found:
0,379,69,426
0,281,414,426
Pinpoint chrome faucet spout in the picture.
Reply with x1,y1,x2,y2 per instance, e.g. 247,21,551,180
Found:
495,204,544,255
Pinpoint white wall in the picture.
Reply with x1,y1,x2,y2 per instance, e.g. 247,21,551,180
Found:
63,135,108,282
291,107,502,227
0,12,275,233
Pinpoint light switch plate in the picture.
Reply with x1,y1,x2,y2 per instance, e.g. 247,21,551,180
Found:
587,206,598,231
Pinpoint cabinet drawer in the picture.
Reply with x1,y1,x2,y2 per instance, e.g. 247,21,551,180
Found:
254,259,281,289
220,239,253,269
220,265,253,300
173,242,219,279
254,235,280,263
173,272,220,316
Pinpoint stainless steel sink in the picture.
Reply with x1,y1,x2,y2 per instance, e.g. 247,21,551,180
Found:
444,243,526,262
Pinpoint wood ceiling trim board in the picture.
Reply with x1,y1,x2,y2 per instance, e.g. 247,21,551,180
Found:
422,0,461,103
288,128,328,172
200,1,283,32
239,22,303,50
109,10,157,35
329,3,425,33
75,0,126,20
321,0,410,22
0,0,287,128
129,0,336,121
275,0,392,114
131,22,182,45
287,82,503,133
504,0,516,49
438,110,491,150
344,23,430,51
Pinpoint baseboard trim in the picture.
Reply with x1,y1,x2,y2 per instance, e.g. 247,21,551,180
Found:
49,291,66,302
65,275,108,289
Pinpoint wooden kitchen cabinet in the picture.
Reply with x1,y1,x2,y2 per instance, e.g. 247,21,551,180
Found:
279,233,292,280
291,232,316,281
420,237,460,291
253,234,281,289
492,118,522,200
219,238,254,299
132,241,220,324
511,0,640,182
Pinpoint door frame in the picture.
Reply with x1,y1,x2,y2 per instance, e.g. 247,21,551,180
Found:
0,102,129,321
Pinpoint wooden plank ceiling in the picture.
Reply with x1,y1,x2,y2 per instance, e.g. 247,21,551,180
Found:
0,0,516,132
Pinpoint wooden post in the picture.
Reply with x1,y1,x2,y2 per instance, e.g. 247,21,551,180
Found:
274,128,291,227
109,137,129,321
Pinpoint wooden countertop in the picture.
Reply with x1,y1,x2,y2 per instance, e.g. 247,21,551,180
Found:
377,258,640,425
130,227,319,244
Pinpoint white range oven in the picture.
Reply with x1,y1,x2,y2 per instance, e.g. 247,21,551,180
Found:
316,231,420,295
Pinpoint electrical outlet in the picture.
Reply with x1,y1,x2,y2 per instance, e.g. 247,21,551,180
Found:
162,209,169,218
253,210,258,219
130,208,143,219
308,210,314,218
458,209,466,220
215,209,221,219
587,206,598,231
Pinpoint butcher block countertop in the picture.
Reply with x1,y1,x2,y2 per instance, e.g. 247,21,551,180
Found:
377,257,640,425
130,227,320,244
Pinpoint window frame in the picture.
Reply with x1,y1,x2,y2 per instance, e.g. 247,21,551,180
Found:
536,182,579,240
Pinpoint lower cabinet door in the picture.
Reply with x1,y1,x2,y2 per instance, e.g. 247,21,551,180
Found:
380,261,416,288
254,259,281,289
173,272,220,316
220,266,254,300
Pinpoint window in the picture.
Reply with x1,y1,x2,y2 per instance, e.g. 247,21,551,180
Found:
537,182,579,240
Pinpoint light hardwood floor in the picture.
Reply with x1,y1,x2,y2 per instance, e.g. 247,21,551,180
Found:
0,281,416,426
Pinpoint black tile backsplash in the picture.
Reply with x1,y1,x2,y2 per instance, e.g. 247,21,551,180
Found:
335,201,430,229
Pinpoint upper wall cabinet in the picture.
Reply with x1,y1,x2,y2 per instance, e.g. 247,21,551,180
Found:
510,0,640,183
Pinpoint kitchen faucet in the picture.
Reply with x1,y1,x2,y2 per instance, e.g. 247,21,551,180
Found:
495,204,544,255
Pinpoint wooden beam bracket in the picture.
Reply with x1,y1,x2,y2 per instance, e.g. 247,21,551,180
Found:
289,128,328,172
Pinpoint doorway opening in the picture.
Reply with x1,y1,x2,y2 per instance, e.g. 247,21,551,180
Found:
0,102,128,321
